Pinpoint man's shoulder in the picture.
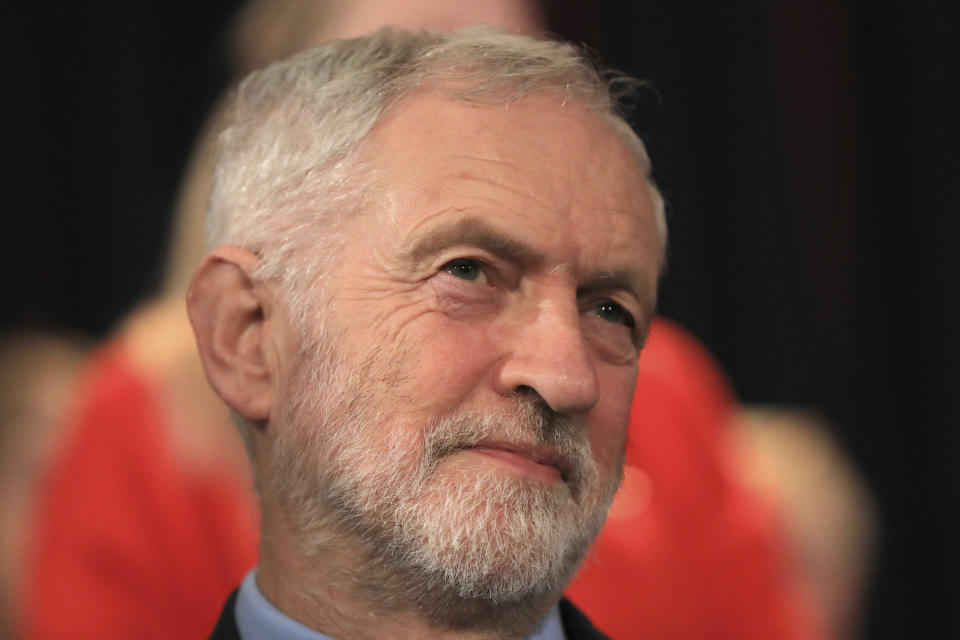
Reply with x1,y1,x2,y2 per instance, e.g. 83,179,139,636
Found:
208,589,241,640
559,598,610,640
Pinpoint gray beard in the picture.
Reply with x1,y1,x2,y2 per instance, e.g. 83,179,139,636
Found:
265,336,622,634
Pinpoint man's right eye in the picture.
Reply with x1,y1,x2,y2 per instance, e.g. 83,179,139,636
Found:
444,258,483,282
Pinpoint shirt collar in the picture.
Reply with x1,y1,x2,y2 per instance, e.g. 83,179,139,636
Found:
236,570,335,640
235,569,566,640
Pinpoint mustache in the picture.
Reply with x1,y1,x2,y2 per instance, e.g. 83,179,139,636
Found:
419,396,596,495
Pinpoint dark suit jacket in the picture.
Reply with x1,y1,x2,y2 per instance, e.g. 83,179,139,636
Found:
208,589,609,640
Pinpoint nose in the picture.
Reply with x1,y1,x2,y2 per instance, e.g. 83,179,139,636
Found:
493,298,600,414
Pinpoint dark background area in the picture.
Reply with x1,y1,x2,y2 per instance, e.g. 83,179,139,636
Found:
2,2,957,637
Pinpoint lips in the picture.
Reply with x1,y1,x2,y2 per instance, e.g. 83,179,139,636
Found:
463,440,569,483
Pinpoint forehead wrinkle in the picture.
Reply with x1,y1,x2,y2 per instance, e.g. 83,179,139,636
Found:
449,171,560,216
448,159,653,251
452,153,522,169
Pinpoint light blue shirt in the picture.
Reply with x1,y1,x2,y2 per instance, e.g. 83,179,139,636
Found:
236,569,566,640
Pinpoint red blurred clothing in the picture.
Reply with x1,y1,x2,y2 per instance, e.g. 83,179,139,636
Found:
22,342,258,639
22,319,817,639
565,319,820,639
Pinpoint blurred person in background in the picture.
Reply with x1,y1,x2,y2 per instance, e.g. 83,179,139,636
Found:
0,333,88,640
734,408,877,640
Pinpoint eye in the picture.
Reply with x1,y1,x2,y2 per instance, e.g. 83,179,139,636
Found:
592,300,635,328
444,258,484,282
582,298,642,361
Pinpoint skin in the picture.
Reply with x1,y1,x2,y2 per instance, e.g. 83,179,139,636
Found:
189,89,664,639
318,91,662,492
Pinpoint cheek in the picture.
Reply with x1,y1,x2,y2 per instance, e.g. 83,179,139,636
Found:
396,315,499,411
587,368,637,474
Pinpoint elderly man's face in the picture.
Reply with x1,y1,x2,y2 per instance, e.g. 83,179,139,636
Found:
267,90,663,607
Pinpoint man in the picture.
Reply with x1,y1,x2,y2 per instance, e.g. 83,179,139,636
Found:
188,26,665,640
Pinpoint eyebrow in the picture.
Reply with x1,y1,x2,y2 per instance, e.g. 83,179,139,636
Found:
405,215,542,265
406,214,657,317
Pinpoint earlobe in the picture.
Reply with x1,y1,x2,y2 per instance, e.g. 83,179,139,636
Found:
187,246,274,423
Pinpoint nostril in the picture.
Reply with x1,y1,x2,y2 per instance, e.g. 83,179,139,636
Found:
513,385,552,411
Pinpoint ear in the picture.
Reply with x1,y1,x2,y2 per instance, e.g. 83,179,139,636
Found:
186,246,275,423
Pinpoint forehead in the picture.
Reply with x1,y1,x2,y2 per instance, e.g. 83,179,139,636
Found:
352,88,663,287
364,89,650,201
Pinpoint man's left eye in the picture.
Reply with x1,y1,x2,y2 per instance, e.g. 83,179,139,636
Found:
592,300,635,327
444,258,483,282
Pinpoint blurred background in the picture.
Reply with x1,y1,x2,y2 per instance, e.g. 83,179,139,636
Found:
1,1,957,638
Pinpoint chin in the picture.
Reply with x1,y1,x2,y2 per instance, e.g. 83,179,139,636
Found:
390,470,602,598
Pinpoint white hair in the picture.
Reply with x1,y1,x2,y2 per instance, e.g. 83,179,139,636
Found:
207,25,666,299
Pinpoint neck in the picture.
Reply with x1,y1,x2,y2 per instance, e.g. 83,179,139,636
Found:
256,500,557,640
